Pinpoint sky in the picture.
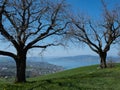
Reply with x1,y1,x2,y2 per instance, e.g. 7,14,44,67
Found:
0,0,120,57
42,0,120,57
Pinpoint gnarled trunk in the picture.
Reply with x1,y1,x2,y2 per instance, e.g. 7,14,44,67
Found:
15,54,26,83
99,52,107,68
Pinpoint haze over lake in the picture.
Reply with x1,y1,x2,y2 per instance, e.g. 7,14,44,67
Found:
28,55,120,69
0,55,120,70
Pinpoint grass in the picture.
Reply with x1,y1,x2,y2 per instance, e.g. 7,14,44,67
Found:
0,64,120,90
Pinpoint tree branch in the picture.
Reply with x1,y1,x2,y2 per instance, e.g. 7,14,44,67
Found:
0,50,16,59
89,22,102,48
0,23,19,49
31,43,63,49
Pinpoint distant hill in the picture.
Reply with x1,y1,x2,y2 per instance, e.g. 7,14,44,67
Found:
0,55,120,79
0,55,120,70
0,57,63,78
40,55,120,69
0,57,14,62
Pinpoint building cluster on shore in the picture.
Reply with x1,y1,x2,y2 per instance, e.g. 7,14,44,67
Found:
0,61,64,78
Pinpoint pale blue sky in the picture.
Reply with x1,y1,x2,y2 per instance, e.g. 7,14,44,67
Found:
0,0,119,57
41,0,120,57
42,0,119,57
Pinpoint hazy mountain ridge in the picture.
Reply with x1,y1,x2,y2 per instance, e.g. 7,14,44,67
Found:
0,55,119,78
0,55,119,65
43,55,120,69
0,57,64,78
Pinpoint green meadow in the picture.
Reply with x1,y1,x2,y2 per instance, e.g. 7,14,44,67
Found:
0,64,120,90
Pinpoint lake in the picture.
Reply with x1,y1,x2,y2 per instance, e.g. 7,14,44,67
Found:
28,55,100,69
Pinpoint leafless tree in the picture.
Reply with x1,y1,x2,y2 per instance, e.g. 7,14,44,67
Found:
0,0,69,82
68,0,120,68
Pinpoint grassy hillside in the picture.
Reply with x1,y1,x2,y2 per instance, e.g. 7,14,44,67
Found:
0,64,120,90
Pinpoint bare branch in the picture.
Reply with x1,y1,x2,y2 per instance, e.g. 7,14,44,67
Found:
0,50,16,59
0,23,18,48
89,22,102,48
68,0,120,68
31,43,64,49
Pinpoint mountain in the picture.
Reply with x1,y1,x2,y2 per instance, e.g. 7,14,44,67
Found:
0,55,120,70
28,55,120,69
0,57,63,78
43,55,99,69
0,55,119,78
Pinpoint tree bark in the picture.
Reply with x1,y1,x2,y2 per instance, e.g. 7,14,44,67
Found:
99,52,107,68
15,54,26,83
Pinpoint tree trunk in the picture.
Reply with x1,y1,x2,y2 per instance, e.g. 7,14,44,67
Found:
99,52,107,68
15,54,26,83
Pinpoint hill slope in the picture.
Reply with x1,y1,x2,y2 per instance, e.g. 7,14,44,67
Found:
0,64,120,90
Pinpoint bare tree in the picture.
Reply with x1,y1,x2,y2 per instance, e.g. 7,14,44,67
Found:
68,1,120,68
0,0,69,82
